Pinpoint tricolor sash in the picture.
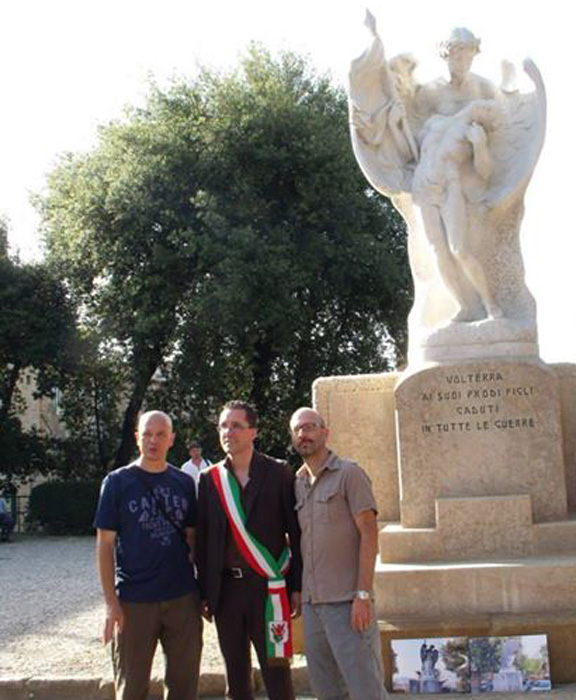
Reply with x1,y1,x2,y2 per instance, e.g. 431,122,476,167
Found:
211,464,292,659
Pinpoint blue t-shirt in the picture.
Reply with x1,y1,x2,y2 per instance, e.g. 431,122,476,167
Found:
94,463,198,602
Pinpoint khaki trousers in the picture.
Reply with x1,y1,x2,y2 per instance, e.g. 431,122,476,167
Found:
302,601,387,700
112,591,202,700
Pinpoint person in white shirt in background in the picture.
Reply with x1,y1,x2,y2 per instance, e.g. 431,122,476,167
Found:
181,441,212,492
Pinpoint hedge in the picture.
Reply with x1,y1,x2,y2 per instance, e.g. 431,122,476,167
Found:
28,480,101,535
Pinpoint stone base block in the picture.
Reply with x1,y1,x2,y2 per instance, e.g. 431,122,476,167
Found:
380,498,576,563
533,516,576,554
379,611,576,689
0,679,27,700
437,494,535,558
313,372,400,522
395,360,568,529
292,615,304,653
374,554,576,618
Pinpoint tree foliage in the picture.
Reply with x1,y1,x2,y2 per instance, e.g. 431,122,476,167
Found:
28,480,101,534
40,46,411,468
470,637,503,674
50,332,126,479
441,637,470,692
0,219,78,485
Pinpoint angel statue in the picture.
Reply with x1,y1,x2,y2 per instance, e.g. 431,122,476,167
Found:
349,12,546,364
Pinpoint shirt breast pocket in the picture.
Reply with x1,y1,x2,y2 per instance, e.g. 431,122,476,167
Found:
314,486,348,524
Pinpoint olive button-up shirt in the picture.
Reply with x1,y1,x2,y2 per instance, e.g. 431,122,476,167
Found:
295,452,378,604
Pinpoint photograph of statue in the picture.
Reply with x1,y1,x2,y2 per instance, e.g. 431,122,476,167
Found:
469,634,551,693
392,636,470,693
349,12,546,363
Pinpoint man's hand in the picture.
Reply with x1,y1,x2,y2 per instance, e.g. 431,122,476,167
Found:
290,591,302,619
200,599,213,622
350,597,372,632
103,599,124,645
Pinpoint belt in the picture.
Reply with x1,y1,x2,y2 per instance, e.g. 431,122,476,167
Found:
223,567,251,579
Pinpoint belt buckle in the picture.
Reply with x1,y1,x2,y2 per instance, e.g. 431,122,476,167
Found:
230,567,243,579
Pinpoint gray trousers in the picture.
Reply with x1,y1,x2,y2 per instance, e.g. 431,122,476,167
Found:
112,591,202,700
302,601,387,700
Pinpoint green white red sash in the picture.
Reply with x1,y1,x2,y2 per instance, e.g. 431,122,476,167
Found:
211,463,292,659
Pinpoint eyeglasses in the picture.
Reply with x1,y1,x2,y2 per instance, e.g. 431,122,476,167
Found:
291,422,322,435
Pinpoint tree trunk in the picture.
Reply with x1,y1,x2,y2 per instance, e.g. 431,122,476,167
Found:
93,377,106,471
111,348,163,470
249,338,276,416
0,363,21,424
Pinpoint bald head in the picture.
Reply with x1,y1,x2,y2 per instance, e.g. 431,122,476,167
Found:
138,410,173,433
136,411,175,470
289,407,325,431
290,407,329,465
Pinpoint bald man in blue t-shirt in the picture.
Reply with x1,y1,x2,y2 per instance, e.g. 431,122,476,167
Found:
94,410,202,700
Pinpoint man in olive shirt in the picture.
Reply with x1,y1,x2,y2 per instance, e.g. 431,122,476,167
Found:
290,407,387,700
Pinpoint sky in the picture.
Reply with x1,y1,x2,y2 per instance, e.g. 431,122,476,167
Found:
1,0,574,361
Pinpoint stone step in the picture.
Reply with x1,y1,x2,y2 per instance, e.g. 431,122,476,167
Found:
534,517,576,554
374,554,576,618
379,522,440,562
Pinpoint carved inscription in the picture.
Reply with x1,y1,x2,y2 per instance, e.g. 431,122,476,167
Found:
419,370,537,435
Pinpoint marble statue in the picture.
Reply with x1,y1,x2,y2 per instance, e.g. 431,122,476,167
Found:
349,12,546,364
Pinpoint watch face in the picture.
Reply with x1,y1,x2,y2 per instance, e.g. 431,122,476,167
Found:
356,590,370,600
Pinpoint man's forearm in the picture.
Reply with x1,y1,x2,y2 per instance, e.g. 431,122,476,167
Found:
96,530,124,643
96,537,118,605
355,514,379,591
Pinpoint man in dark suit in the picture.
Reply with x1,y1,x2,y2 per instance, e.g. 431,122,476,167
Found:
196,400,302,700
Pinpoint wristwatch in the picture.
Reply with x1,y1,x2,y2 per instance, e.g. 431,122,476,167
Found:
355,590,371,601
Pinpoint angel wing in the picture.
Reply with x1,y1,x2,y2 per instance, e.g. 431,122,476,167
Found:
348,13,418,197
485,59,547,207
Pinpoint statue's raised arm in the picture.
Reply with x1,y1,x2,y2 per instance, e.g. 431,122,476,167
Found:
348,16,546,365
348,10,419,196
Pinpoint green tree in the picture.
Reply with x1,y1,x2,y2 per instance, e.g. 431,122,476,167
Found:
154,47,411,455
0,224,77,484
52,330,126,479
40,47,411,467
40,83,207,467
0,218,8,258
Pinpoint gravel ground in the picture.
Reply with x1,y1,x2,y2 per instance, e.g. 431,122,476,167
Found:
0,535,235,679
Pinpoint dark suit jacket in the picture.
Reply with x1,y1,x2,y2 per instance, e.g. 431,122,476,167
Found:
196,450,302,616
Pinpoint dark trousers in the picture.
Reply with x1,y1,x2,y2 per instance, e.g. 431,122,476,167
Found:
215,572,294,700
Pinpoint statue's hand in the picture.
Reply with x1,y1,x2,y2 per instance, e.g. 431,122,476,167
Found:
389,100,407,124
500,59,518,94
364,8,377,36
466,122,486,145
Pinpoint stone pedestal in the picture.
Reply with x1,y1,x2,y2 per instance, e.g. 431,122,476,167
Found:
421,678,443,693
313,360,576,686
493,669,523,691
